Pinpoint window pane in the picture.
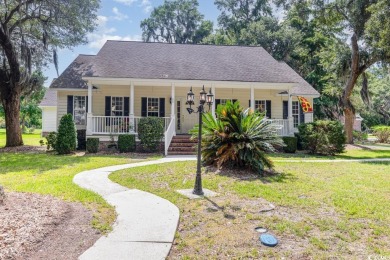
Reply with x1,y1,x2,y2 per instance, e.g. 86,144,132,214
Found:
111,97,123,116
73,96,86,125
255,100,266,113
148,98,159,117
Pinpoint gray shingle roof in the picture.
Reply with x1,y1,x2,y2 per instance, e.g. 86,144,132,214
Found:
50,41,319,96
39,89,57,106
50,54,95,89
277,62,320,96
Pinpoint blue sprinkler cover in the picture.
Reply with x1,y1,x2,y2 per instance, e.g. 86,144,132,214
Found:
260,234,278,247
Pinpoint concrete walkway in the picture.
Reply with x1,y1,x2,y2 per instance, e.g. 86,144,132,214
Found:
73,156,196,260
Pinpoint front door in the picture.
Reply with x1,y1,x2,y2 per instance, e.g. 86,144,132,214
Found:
176,98,197,134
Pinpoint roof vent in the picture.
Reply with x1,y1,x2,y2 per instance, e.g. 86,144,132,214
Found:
161,74,169,78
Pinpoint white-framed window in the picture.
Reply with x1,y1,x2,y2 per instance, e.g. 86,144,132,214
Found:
147,97,159,117
219,99,232,105
111,97,124,116
73,96,86,125
255,100,266,113
292,101,299,128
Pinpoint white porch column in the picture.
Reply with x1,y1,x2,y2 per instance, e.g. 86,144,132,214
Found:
250,86,255,110
130,82,135,132
211,84,216,118
288,89,294,135
171,82,176,135
86,83,93,135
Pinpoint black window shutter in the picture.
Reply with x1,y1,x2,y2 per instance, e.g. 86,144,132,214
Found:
283,101,288,119
124,97,130,116
266,100,272,118
105,96,111,126
249,100,251,107
105,96,111,116
86,96,89,113
159,98,165,117
67,96,73,115
141,97,147,117
232,99,238,104
215,99,221,107
299,105,305,124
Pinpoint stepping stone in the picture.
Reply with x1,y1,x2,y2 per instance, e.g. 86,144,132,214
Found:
260,233,278,247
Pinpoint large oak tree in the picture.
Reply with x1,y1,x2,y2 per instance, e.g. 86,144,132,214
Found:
0,0,99,147
141,0,213,43
315,0,390,143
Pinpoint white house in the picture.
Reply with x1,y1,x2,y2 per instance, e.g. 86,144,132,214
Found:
45,41,320,154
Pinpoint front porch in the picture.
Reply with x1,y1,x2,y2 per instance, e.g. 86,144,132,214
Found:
59,79,313,155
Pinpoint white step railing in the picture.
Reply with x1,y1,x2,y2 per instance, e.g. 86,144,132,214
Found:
91,116,170,135
267,119,290,136
164,117,176,156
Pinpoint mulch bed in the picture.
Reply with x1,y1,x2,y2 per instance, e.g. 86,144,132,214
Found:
0,146,46,153
0,192,100,260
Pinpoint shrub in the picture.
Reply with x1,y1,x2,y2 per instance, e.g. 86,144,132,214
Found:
294,132,304,150
86,138,99,153
138,117,165,152
192,101,284,174
56,114,77,154
77,130,87,150
282,136,297,153
298,120,346,155
44,132,57,151
372,126,390,143
118,134,136,153
353,130,368,143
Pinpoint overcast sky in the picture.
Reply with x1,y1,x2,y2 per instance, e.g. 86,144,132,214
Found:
43,0,219,86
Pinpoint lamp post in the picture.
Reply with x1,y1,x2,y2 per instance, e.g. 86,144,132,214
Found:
186,85,214,195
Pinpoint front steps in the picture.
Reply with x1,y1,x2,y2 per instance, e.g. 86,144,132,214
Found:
168,135,197,155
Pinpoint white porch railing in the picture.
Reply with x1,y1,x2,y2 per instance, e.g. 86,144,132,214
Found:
267,119,290,136
164,117,176,155
91,116,170,135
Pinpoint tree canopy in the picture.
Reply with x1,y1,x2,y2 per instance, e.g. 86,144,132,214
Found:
140,0,213,43
0,0,99,146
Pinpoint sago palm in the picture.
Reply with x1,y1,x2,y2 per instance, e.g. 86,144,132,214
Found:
192,101,284,174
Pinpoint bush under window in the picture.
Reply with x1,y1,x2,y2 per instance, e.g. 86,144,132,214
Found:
86,138,99,153
298,120,346,155
192,101,284,174
138,117,164,152
56,114,77,154
118,134,136,153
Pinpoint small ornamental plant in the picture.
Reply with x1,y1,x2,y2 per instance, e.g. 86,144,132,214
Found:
56,114,77,154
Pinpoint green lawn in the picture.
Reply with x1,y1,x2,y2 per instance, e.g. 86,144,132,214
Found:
0,129,42,147
110,160,390,258
0,152,144,232
269,148,390,160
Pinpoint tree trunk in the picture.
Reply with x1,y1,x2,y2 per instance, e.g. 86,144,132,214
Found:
341,33,360,144
3,91,23,147
343,107,355,144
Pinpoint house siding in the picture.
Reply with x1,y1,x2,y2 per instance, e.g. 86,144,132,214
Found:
41,106,57,134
